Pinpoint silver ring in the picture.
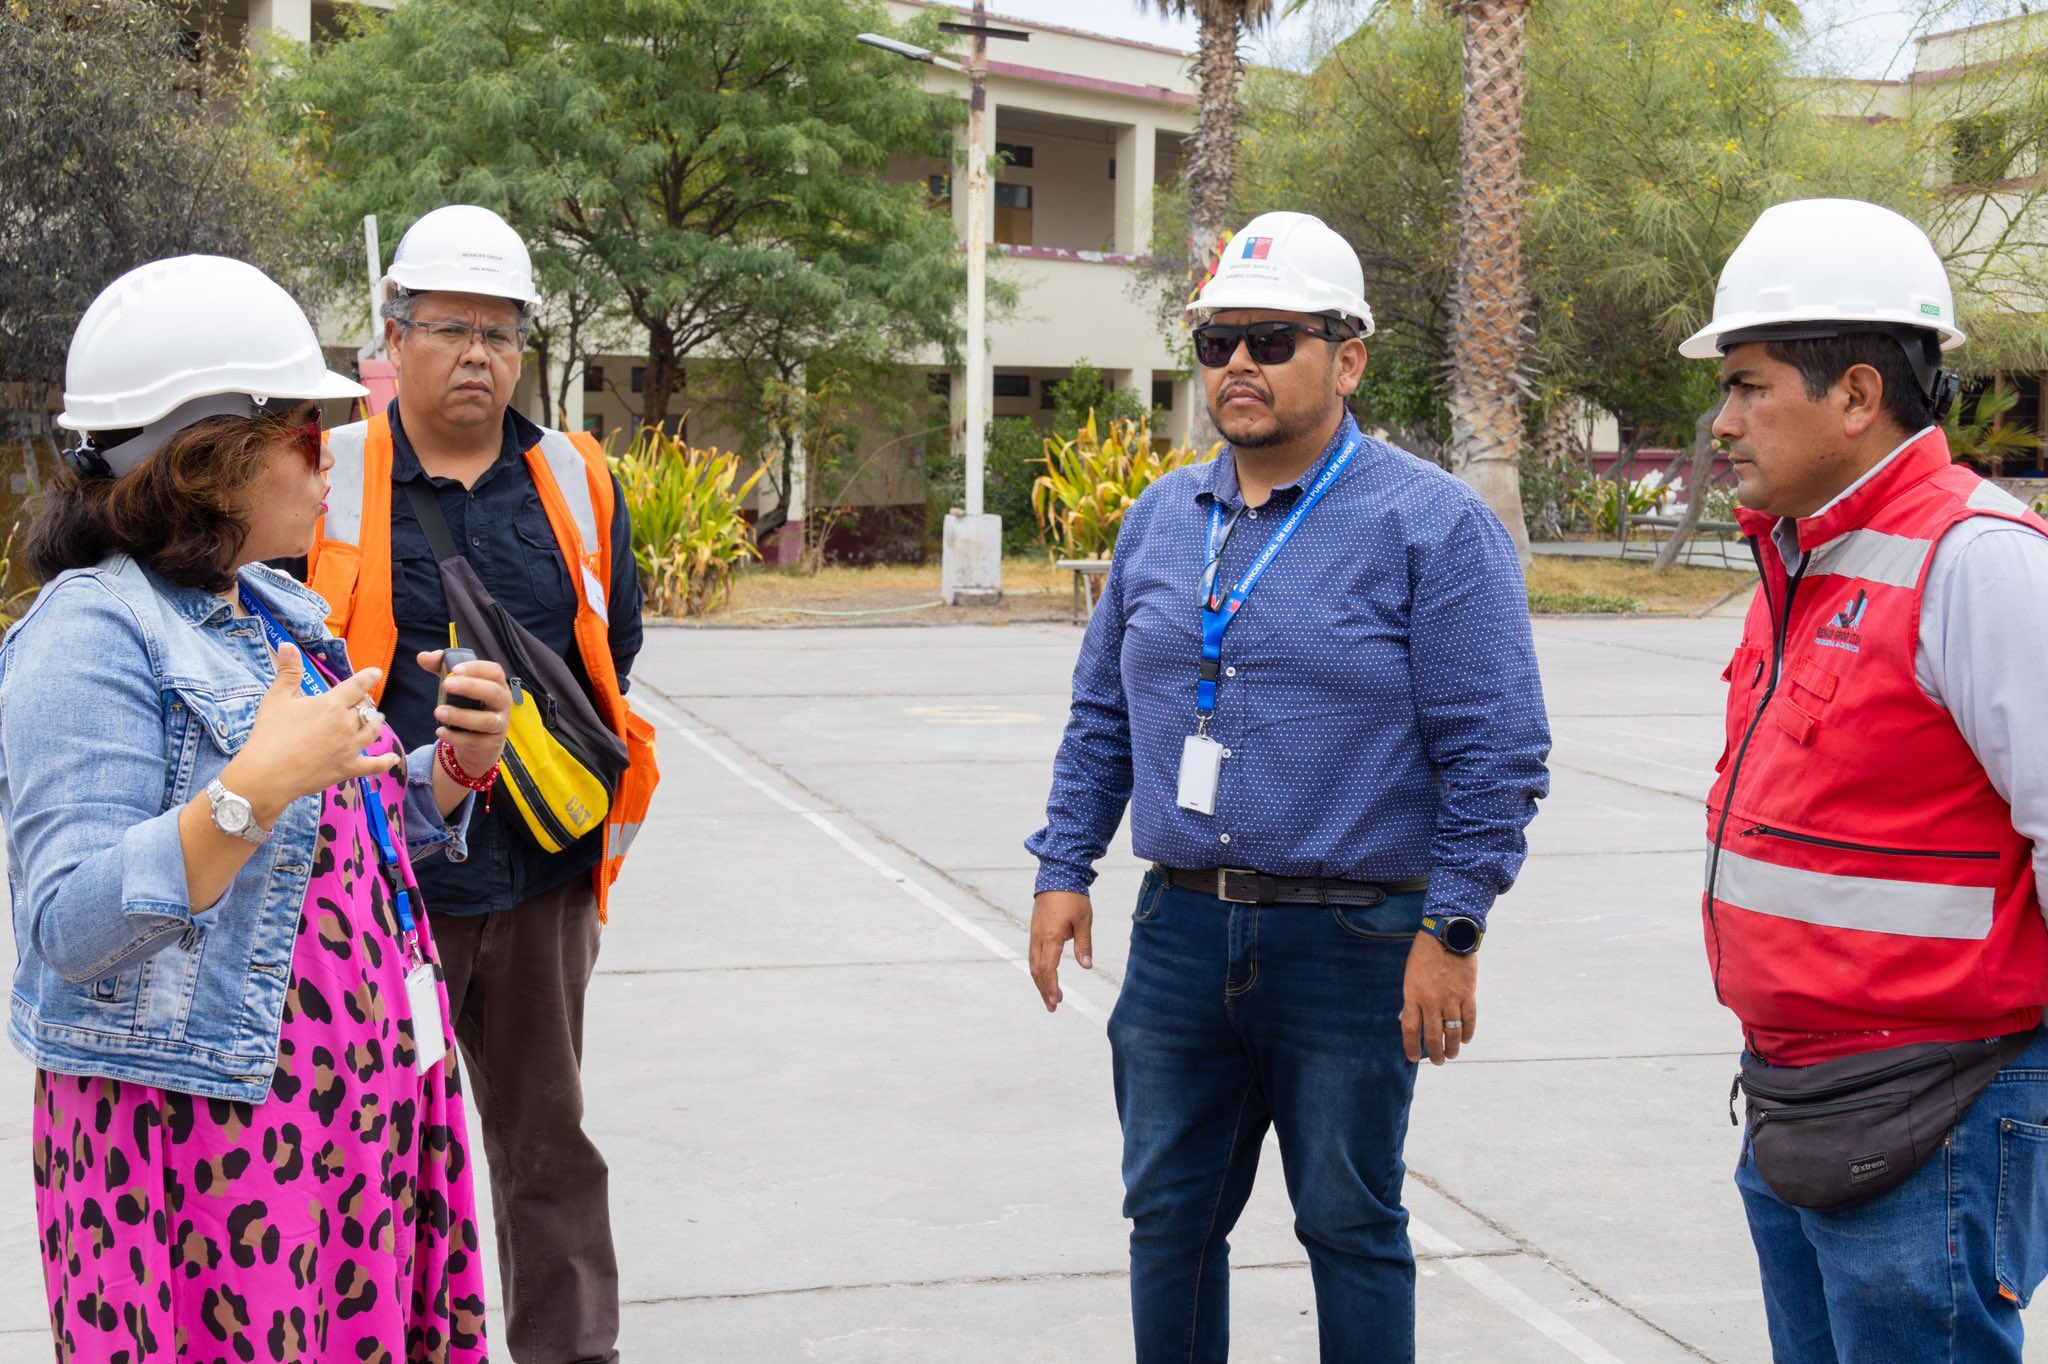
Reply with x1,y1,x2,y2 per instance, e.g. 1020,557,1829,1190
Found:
1444,1021,1463,1031
356,703,382,730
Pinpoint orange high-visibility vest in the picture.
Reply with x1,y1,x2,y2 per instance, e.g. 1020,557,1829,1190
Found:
306,411,659,920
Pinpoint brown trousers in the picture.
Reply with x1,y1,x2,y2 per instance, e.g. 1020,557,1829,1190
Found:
433,878,620,1364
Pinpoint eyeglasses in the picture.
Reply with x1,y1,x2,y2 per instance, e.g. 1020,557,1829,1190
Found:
396,318,526,356
1192,319,1352,369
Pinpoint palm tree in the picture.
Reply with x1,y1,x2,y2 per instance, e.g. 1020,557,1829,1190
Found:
1442,0,1534,564
1145,1,1278,351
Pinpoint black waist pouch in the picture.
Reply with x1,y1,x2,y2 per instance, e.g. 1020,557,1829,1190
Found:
1734,1029,2035,1211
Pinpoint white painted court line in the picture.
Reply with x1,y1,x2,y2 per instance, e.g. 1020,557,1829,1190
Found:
633,695,1107,1023
1410,1221,1630,1364
632,694,1637,1363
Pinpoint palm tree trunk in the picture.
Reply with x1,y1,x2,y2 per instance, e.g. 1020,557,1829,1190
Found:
1182,9,1244,450
1443,0,1533,565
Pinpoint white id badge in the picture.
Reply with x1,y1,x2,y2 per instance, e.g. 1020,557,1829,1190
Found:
407,962,449,1075
1176,734,1225,814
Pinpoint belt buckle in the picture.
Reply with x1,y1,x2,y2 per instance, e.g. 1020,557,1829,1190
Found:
1215,867,1259,904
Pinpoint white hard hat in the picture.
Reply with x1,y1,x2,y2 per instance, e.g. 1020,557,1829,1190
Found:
58,256,367,473
1188,211,1376,337
1681,199,1964,359
384,204,538,304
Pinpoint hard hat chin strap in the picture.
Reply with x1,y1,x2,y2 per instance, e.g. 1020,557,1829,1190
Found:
1718,322,1958,424
60,438,115,481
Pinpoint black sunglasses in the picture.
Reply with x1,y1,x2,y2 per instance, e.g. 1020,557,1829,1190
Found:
1193,319,1353,369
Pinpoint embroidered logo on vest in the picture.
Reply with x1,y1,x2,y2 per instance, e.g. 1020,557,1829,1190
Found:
1815,589,1869,653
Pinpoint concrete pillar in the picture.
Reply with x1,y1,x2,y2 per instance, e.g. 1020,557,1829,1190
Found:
1114,122,1157,257
247,0,313,43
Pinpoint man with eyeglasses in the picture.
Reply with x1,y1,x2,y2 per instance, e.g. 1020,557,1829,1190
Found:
298,204,651,1364
1026,210,1551,1362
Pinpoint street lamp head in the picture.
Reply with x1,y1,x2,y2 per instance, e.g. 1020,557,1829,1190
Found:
855,33,934,62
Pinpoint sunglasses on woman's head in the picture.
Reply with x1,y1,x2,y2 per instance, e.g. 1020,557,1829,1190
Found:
1192,318,1354,369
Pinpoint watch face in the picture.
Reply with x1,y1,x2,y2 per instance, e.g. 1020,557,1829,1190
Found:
1443,917,1482,953
214,793,252,833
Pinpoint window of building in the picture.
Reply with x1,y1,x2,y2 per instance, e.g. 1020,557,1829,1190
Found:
583,416,605,435
927,174,951,204
994,182,1033,246
993,373,1031,398
583,364,605,393
995,142,1034,169
927,372,952,399
631,366,645,394
1949,115,2013,186
1041,377,1058,409
1152,378,1175,411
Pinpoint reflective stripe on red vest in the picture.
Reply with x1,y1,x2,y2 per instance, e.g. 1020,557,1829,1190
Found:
1706,428,2048,1065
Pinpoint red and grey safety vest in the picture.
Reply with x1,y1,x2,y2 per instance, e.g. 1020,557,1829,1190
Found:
1705,427,2048,1065
306,412,660,921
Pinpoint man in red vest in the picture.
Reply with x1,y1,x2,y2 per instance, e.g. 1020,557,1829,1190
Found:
1692,198,2048,1362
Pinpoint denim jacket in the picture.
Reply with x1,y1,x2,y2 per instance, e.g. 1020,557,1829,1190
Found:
0,555,470,1102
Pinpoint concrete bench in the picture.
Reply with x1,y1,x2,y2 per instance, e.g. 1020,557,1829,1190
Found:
1056,558,1111,624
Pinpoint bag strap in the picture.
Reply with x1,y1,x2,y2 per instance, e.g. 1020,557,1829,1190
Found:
400,479,463,564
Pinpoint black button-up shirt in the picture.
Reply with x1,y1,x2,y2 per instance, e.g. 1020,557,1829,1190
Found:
381,403,644,916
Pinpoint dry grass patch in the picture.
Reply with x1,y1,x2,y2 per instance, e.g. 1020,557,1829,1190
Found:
1526,556,1753,615
687,551,1754,624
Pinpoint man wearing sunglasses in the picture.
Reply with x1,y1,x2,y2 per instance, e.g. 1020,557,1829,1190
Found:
296,204,657,1364
1027,210,1551,1362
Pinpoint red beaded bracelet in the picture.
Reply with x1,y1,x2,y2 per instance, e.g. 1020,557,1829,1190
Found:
436,740,498,812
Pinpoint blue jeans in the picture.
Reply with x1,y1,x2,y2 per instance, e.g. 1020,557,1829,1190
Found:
1736,1027,2048,1363
1107,871,1425,1364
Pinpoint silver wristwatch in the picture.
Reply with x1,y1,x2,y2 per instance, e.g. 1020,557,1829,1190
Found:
205,778,271,846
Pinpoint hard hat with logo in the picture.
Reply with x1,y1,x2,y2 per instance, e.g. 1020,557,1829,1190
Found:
1682,199,1963,358
1188,211,1376,337
384,204,538,304
58,255,367,476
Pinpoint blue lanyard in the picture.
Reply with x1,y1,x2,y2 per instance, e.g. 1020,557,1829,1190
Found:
1196,427,1363,716
238,588,418,938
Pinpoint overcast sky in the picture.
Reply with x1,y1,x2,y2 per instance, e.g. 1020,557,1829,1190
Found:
974,0,2030,80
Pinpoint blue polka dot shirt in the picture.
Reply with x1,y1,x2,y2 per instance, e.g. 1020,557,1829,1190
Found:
1026,414,1552,926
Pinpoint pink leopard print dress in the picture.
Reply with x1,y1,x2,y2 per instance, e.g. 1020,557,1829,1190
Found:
31,730,488,1363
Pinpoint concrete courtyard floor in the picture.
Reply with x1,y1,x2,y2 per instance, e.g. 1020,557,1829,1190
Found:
3,611,2046,1361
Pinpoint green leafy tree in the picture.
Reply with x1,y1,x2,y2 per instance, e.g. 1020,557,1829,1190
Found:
1237,0,1998,564
271,0,966,431
1,0,326,452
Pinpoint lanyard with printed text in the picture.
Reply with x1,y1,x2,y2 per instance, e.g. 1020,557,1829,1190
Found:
239,588,420,948
1195,427,1363,719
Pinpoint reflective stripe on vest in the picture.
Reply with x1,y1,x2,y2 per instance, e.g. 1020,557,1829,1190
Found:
324,423,370,546
1804,527,1934,589
535,429,609,625
1713,849,1995,941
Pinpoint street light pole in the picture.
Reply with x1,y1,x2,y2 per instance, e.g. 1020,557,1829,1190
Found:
856,18,1026,605
962,0,989,522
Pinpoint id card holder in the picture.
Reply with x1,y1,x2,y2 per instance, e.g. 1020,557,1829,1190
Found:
407,962,449,1075
1177,733,1225,815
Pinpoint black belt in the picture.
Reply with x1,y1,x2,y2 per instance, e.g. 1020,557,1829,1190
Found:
1154,863,1431,906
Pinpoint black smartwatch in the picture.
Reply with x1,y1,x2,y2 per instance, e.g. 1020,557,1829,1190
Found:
1419,913,1483,955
